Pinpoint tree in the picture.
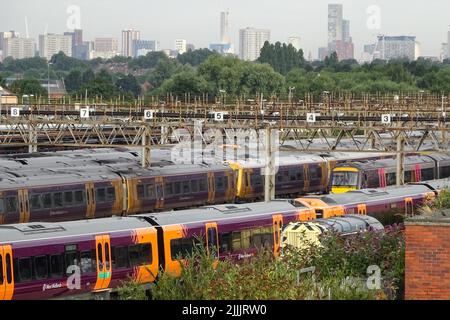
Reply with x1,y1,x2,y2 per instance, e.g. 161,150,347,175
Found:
10,79,47,96
0,74,5,87
258,41,306,75
128,51,168,70
65,70,83,93
116,74,141,97
50,51,87,71
159,71,208,96
177,48,217,67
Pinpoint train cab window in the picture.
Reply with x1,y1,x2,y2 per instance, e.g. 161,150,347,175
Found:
96,188,106,203
18,258,32,282
422,168,434,181
43,194,52,209
199,180,207,192
106,187,116,201
34,256,49,280
191,180,199,193
137,185,145,199
113,246,129,269
5,197,18,213
146,185,155,199
50,254,63,278
174,182,181,195
231,232,242,251
74,191,84,204
54,192,63,207
80,251,95,274
30,195,42,210
220,232,232,252
165,183,173,196
65,251,80,275
64,192,74,206
182,181,190,194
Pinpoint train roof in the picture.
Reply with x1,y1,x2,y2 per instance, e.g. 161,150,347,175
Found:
335,155,434,170
136,200,307,226
228,154,326,169
315,214,384,232
316,183,435,206
0,216,150,244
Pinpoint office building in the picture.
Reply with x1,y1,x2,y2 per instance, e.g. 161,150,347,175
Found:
239,27,270,61
209,43,234,55
93,38,119,59
175,39,187,54
220,11,231,44
375,35,417,61
287,36,301,51
3,37,35,59
122,29,140,57
328,4,343,44
132,40,159,57
39,33,72,60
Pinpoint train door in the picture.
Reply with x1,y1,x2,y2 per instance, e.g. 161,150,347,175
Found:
205,223,219,262
357,204,367,215
405,198,414,216
0,245,14,300
226,171,235,202
303,164,310,192
94,235,112,291
18,189,30,223
378,169,386,188
207,172,215,204
414,165,422,182
155,177,164,210
85,182,95,219
272,214,283,257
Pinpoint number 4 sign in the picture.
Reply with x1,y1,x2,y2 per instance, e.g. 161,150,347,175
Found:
306,113,317,123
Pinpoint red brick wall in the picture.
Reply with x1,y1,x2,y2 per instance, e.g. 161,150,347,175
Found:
405,223,450,300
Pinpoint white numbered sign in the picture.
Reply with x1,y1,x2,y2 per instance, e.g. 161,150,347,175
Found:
381,114,391,124
306,113,317,123
144,110,155,120
11,107,20,117
80,108,90,119
214,112,225,122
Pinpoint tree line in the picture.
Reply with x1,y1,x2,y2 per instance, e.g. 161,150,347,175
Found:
2,41,450,101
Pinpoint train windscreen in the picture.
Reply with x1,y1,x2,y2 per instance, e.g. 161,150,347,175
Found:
332,171,358,188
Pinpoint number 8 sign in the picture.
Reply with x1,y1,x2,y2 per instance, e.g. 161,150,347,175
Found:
11,107,20,117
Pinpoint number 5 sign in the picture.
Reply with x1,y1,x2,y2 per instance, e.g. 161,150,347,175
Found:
214,112,225,122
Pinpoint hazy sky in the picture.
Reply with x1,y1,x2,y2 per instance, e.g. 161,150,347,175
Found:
1,0,449,58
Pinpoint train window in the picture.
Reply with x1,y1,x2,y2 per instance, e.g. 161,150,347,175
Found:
199,179,207,192
5,197,18,213
170,238,198,260
129,244,152,266
30,195,42,210
6,254,11,284
215,177,224,190
50,254,63,278
182,181,190,194
113,246,129,269
170,239,182,260
146,185,155,199
440,166,450,179
80,251,95,274
0,199,4,213
386,173,396,186
54,192,63,207
18,258,32,282
191,180,199,193
296,169,304,181
223,176,229,188
0,255,3,285
96,188,106,203
404,171,413,183
106,187,116,201
105,243,110,269
74,191,84,204
276,172,283,183
251,228,262,247
165,183,173,196
65,251,80,275
174,182,181,195
137,185,145,199
231,232,242,251
241,230,251,249
289,170,297,182
422,168,434,181
310,167,322,179
64,192,74,205
250,174,262,186
34,256,49,280
43,194,52,209
220,232,232,252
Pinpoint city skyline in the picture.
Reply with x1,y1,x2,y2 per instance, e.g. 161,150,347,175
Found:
1,0,450,59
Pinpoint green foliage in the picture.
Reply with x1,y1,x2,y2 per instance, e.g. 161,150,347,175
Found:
128,51,168,70
10,79,47,96
116,74,141,97
177,48,217,66
50,52,88,71
150,230,404,300
159,70,208,96
1,56,48,73
433,189,450,210
258,41,306,75
117,278,148,300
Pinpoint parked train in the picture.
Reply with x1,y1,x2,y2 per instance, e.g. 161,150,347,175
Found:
0,200,321,300
0,148,396,224
331,154,450,194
